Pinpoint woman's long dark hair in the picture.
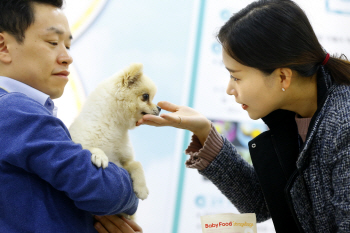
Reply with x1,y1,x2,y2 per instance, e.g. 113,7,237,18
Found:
218,0,350,84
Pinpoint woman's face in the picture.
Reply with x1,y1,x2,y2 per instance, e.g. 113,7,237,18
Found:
222,49,283,120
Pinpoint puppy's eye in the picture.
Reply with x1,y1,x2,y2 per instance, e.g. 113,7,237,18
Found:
142,94,149,101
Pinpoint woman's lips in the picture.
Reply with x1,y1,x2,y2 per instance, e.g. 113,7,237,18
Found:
242,104,248,110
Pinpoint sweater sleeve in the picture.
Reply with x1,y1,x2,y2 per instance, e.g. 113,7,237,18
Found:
0,93,138,215
185,124,224,170
199,137,271,222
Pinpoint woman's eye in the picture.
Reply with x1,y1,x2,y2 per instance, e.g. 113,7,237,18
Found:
230,75,238,81
142,94,149,101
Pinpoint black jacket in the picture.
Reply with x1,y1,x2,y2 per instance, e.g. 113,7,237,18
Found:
249,66,334,232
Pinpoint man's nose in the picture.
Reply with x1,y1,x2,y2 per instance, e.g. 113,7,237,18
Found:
58,50,73,66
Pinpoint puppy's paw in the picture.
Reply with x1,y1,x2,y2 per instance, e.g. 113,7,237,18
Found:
134,184,149,200
89,147,109,169
123,161,149,200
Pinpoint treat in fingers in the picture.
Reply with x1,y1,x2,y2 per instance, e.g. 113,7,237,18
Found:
138,101,211,145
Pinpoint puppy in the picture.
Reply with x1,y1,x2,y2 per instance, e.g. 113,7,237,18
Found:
69,63,160,201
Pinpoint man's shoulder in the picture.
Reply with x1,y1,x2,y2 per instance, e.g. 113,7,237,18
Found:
0,91,47,114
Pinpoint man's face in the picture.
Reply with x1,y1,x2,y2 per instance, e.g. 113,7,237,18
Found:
8,3,73,99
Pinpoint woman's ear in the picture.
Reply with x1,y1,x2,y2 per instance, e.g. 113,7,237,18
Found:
0,33,12,64
278,68,292,90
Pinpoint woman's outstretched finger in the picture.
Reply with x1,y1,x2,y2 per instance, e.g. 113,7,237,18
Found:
142,114,162,122
160,114,183,125
157,101,180,113
141,114,179,125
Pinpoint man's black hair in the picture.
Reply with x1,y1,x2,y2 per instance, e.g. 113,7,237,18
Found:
0,0,64,43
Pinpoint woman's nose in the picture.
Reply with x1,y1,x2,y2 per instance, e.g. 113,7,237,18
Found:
226,82,237,96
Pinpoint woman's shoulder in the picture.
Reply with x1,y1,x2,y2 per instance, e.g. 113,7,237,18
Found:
313,85,350,163
324,84,350,121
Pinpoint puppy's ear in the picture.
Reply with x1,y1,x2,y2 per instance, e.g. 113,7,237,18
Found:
122,63,143,88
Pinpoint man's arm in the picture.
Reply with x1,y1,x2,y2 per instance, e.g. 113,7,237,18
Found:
0,93,138,215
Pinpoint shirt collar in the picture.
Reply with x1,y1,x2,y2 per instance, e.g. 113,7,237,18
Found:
0,76,57,116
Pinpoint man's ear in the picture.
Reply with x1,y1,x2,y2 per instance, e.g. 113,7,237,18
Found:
0,33,12,64
278,68,292,90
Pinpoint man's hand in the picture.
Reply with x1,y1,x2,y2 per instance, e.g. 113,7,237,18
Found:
94,215,142,233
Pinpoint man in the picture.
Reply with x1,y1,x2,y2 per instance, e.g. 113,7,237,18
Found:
0,1,139,232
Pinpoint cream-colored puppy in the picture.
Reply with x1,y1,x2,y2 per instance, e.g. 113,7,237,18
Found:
69,63,160,200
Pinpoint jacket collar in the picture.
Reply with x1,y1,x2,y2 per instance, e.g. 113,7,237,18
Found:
296,66,335,168
316,66,333,107
261,66,335,168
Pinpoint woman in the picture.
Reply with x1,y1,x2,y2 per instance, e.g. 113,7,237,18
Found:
138,0,350,232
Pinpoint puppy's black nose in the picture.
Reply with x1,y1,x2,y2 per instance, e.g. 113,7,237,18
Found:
157,106,161,112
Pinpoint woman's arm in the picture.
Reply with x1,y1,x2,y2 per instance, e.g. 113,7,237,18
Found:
139,101,270,221
199,137,271,222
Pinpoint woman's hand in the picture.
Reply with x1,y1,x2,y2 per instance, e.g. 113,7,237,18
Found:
137,101,211,145
94,215,142,233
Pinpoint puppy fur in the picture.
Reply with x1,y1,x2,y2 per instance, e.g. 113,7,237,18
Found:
69,63,160,201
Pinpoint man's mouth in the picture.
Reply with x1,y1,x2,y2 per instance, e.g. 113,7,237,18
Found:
53,70,70,77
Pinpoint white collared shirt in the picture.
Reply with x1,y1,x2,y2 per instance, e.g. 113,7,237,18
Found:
0,76,57,117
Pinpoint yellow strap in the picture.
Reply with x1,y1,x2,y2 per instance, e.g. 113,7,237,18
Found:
0,86,9,92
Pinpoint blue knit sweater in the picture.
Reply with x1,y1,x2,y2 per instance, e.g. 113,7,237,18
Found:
0,88,138,232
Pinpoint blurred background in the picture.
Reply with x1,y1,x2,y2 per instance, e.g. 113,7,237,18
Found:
55,0,350,232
